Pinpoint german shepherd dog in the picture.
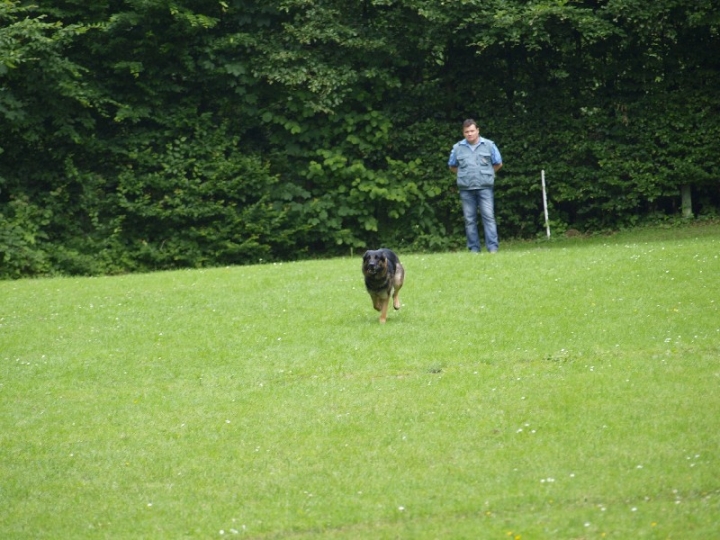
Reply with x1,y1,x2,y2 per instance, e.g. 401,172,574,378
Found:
362,248,405,323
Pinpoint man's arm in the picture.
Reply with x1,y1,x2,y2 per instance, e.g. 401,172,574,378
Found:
448,144,458,174
491,143,503,173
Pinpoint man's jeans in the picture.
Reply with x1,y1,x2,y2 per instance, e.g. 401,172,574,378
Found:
459,188,498,252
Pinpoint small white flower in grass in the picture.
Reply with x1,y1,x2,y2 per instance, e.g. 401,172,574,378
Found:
631,507,637,512
636,465,643,469
398,506,405,512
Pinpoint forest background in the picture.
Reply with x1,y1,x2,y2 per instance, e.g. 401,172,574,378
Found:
1,0,718,278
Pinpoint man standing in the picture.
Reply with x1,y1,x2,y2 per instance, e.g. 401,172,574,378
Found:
448,119,503,253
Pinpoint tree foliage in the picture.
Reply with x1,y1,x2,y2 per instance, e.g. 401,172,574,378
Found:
1,0,718,277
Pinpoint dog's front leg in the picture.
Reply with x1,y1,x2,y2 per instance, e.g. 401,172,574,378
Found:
392,290,401,310
379,298,390,323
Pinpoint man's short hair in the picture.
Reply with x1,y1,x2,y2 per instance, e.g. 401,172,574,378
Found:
462,119,478,129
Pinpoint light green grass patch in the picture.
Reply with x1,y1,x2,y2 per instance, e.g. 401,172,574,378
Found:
1,224,719,538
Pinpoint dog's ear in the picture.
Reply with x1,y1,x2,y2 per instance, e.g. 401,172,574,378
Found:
363,250,371,260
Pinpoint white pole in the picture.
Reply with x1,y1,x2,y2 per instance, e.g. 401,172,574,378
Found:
541,170,550,239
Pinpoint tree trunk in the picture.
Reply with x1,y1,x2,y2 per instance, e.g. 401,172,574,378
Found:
681,184,693,219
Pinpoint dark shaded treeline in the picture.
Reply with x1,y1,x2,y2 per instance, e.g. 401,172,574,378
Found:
1,0,718,277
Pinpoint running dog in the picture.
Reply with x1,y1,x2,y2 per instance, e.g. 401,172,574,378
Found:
362,248,405,323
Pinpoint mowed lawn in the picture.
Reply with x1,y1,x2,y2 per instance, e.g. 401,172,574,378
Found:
1,224,719,539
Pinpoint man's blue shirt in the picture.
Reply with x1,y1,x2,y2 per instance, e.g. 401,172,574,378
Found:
449,137,502,190
448,137,502,168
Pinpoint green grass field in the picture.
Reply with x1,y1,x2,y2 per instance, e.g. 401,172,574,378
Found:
2,224,719,539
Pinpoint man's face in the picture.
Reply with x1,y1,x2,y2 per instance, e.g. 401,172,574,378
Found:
463,124,480,145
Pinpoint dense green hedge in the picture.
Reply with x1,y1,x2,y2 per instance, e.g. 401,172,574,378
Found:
1,0,718,278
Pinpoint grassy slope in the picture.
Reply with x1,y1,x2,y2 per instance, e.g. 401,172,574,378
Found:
1,224,719,539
